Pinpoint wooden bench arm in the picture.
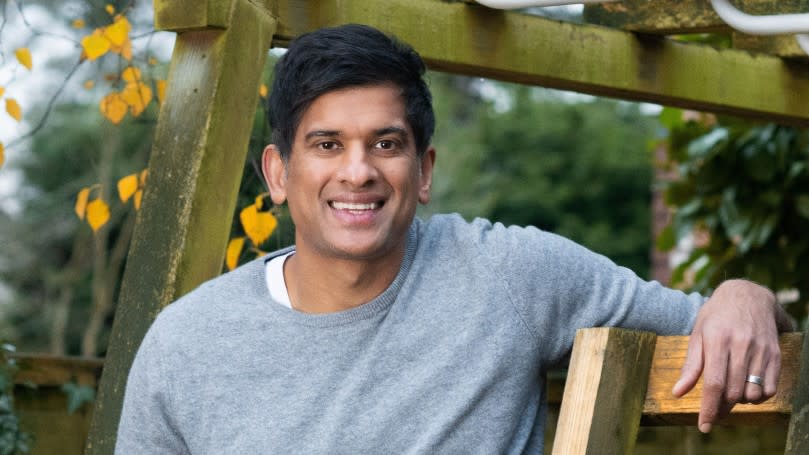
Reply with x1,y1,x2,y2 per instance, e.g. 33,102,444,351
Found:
551,328,802,455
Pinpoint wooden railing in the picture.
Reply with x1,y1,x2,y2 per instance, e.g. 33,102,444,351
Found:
551,328,803,454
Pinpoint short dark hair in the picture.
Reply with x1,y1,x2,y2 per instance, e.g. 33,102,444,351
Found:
267,24,435,160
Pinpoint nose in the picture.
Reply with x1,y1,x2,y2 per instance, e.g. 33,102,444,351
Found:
336,144,378,188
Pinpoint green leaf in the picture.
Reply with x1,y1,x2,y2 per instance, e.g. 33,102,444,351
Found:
656,225,676,252
659,107,684,130
61,381,95,414
687,128,728,159
796,195,809,219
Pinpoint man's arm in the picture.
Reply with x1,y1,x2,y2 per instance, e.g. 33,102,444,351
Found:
671,279,795,433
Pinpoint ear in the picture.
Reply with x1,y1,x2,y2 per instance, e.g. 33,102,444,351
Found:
418,146,436,205
262,144,288,205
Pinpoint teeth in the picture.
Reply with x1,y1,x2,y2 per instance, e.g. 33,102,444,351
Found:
331,201,379,210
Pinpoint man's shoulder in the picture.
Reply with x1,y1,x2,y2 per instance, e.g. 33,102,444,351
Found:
150,257,268,337
419,213,553,250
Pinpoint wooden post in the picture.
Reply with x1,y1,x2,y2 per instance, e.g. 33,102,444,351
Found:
786,327,809,453
551,328,657,455
84,1,276,453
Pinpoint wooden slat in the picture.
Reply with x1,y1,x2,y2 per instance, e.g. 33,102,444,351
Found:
642,333,802,426
11,353,103,387
584,0,809,35
84,1,276,453
584,1,809,58
732,33,806,59
263,0,809,126
552,328,657,455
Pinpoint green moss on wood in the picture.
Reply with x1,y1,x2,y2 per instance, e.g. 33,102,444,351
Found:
267,0,809,125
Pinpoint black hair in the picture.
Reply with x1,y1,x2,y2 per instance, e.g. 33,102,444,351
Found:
267,24,435,160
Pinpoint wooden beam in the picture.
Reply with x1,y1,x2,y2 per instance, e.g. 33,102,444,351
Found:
786,327,809,453
732,33,806,59
264,0,809,126
642,333,802,426
583,1,809,58
84,1,276,453
11,353,103,387
583,0,809,34
552,328,657,455
153,0,235,30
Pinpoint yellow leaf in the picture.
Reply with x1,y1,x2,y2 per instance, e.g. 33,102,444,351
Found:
103,16,130,47
148,57,158,65
117,39,133,61
259,84,268,98
240,204,277,246
0,142,4,169
0,86,4,98
99,92,127,124
75,188,90,220
86,199,110,232
15,48,32,70
84,80,95,90
121,67,141,83
117,174,138,202
156,80,167,105
72,19,85,28
255,194,264,210
121,82,153,116
134,189,143,209
105,4,115,15
226,237,245,270
81,31,111,61
139,169,148,186
5,98,22,122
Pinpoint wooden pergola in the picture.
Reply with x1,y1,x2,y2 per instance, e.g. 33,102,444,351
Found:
85,1,809,453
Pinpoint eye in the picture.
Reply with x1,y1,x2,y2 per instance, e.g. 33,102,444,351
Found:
317,141,339,151
375,140,396,150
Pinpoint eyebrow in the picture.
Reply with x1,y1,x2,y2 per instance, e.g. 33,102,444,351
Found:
304,130,340,141
374,126,408,138
303,126,409,141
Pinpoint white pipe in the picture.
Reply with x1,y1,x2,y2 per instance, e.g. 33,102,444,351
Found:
475,0,617,9
710,0,809,35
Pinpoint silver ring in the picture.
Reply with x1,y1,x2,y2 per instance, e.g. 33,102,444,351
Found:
746,374,763,386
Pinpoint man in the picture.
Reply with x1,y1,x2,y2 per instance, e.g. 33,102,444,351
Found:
116,24,793,453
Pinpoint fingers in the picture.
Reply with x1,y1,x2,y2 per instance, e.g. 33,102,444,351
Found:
697,345,728,433
725,342,750,405
763,347,780,398
742,347,766,404
742,334,781,404
673,333,704,398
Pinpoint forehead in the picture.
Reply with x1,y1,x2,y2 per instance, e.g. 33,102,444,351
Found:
295,85,411,138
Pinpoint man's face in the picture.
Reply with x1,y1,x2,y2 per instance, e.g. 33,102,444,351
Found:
263,84,435,262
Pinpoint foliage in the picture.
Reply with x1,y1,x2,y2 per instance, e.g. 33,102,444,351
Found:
659,110,809,322
427,75,657,276
0,101,151,355
60,381,95,415
0,344,32,455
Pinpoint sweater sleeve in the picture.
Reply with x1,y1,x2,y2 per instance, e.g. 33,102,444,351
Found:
469,218,705,367
115,323,190,455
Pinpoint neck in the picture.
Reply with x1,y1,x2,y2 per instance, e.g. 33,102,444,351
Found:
284,244,406,314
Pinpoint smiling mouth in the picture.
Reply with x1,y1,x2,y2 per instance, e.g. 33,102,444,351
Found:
329,201,383,211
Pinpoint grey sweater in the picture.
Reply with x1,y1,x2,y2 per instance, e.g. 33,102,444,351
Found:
116,214,703,454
